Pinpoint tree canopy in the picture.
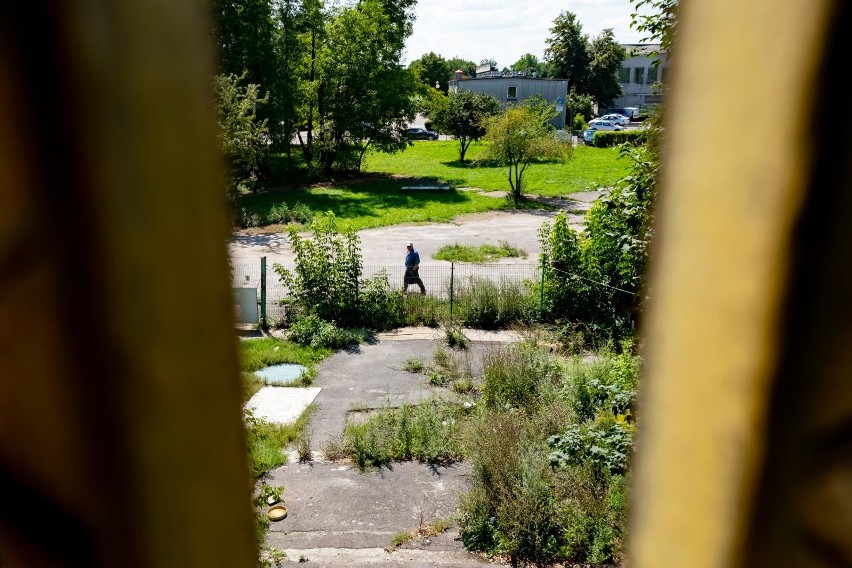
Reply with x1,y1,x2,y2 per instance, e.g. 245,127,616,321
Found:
544,11,626,110
433,90,501,162
482,101,570,205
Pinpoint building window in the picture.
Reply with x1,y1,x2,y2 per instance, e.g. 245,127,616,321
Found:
617,67,630,84
507,85,517,100
647,66,658,83
660,66,670,83
633,67,645,85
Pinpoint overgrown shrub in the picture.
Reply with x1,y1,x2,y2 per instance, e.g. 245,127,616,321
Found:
459,412,567,567
275,212,362,326
360,270,405,330
539,149,653,339
456,276,538,330
288,314,358,349
481,343,559,411
275,213,407,332
340,402,469,470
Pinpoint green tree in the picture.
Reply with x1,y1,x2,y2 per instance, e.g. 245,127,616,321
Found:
545,12,626,109
213,72,269,202
213,0,283,145
446,57,477,78
314,0,417,173
408,51,452,92
544,12,589,89
433,90,501,162
510,53,548,77
586,30,627,109
482,102,570,206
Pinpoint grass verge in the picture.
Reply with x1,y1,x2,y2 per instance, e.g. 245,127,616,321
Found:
433,240,527,263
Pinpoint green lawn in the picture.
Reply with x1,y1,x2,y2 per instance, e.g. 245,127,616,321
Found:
237,140,628,231
237,177,544,232
363,140,630,197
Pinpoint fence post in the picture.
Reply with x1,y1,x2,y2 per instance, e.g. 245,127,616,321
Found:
449,262,455,325
539,254,546,318
260,256,267,328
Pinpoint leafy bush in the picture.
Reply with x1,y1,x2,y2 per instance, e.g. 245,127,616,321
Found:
275,213,362,326
589,129,647,147
359,270,405,330
275,213,408,332
548,417,634,476
288,314,358,349
539,146,654,339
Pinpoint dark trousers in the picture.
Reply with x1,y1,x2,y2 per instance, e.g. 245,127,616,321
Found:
403,266,425,293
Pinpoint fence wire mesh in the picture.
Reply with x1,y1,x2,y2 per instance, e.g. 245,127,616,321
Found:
230,259,542,324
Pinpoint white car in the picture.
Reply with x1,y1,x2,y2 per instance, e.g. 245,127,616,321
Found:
600,113,630,126
587,119,623,131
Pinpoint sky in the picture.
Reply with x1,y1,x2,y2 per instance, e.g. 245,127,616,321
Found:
402,0,648,69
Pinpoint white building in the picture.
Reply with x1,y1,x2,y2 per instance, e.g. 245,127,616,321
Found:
612,44,670,109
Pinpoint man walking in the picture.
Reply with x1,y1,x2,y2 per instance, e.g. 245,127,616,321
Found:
403,241,426,294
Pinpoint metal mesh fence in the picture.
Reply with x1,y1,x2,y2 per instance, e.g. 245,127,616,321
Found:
230,259,541,325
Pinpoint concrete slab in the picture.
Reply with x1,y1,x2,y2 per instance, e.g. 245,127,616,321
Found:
246,386,322,424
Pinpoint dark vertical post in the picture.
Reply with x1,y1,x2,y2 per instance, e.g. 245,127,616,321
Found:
539,254,546,318
449,262,455,325
260,256,267,328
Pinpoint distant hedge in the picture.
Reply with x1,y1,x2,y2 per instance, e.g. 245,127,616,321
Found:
590,129,647,148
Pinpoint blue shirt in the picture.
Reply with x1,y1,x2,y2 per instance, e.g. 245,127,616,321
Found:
405,249,420,267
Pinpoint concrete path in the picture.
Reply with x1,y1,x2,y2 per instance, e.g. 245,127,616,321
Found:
257,329,521,566
230,198,593,269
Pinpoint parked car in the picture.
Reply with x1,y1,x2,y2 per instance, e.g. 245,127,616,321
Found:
603,107,641,121
587,119,623,131
405,127,438,140
600,113,630,126
582,129,596,144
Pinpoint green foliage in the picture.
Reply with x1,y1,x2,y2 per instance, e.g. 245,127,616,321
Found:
403,357,426,373
340,401,470,470
482,103,571,205
213,72,270,201
309,0,417,174
433,241,527,263
275,212,362,325
408,51,453,92
359,270,406,330
590,129,647,147
459,349,637,566
275,213,406,332
237,201,314,228
545,11,627,108
458,412,568,567
539,147,654,337
548,417,634,476
481,343,559,411
455,277,538,330
444,326,468,350
287,314,359,349
570,349,640,421
433,90,501,162
568,89,596,122
244,407,315,477
510,53,549,77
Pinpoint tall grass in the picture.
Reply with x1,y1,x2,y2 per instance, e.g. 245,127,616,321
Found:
334,401,471,471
